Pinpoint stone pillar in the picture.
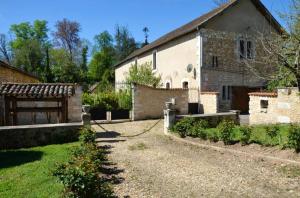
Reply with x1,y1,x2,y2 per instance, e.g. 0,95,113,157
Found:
164,102,176,133
82,113,91,126
106,111,112,122
230,110,240,125
82,105,91,127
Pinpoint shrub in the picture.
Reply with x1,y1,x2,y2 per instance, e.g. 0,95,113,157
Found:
265,125,280,139
79,127,96,144
171,117,195,138
218,120,235,145
190,120,209,139
287,125,300,152
207,130,219,142
239,126,252,146
53,128,113,198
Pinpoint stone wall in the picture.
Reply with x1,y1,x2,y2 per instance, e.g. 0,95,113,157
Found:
0,123,82,149
199,92,219,114
249,88,300,125
132,84,189,120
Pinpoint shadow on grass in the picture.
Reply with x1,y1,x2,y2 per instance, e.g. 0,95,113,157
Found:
0,150,43,169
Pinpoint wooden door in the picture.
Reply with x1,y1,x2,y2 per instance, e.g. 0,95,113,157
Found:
231,86,250,114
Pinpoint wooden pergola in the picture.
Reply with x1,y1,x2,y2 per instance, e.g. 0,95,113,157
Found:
0,83,76,126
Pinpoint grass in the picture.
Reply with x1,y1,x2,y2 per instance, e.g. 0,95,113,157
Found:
0,142,79,198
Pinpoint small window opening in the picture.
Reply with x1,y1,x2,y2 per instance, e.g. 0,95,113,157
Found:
182,81,189,89
166,82,170,89
260,100,269,109
212,56,219,67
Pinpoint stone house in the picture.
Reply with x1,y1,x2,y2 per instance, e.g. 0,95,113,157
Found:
114,0,283,113
0,60,39,83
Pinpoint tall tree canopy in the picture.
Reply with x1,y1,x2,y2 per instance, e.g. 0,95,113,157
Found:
53,18,81,61
10,20,49,77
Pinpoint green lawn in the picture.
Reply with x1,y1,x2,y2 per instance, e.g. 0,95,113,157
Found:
0,142,79,198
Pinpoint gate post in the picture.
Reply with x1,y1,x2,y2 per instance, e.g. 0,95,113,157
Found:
164,102,176,133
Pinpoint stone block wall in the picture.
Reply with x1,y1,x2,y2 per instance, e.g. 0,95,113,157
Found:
0,123,82,149
199,92,219,114
249,88,300,125
132,84,189,120
0,65,39,83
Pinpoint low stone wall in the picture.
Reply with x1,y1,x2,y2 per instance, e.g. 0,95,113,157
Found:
249,88,300,125
199,92,219,114
176,111,239,128
132,84,189,120
0,123,82,149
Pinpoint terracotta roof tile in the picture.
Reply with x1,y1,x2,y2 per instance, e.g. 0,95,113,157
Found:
0,83,76,98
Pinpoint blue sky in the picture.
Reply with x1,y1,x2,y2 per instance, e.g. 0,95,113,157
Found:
0,0,291,44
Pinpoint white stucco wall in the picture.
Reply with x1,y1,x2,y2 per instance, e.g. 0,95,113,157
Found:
115,32,199,89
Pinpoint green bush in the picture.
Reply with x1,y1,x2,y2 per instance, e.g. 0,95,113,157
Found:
207,130,219,142
190,120,209,139
265,125,280,139
82,90,132,110
171,117,195,138
53,128,113,198
287,125,300,152
239,126,252,146
218,120,235,145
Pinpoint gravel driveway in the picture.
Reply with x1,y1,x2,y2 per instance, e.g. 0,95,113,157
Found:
93,120,300,198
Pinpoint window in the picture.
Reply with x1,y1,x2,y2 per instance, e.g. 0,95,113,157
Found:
260,100,269,109
239,39,254,60
182,81,189,89
222,86,232,100
166,82,170,89
212,56,219,67
153,51,157,70
247,41,253,59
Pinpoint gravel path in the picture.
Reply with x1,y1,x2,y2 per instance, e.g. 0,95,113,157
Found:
93,120,300,198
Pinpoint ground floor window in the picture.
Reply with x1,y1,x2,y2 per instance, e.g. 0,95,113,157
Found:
166,82,171,89
182,81,189,89
222,86,232,100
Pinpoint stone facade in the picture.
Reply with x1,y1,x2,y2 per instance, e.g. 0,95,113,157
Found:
200,29,266,111
199,92,219,114
249,88,300,125
132,84,189,120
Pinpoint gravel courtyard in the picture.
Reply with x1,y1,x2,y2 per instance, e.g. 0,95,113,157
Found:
93,120,300,198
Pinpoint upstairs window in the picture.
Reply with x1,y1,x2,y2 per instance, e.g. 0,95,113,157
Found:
153,51,157,70
239,39,254,60
212,56,219,67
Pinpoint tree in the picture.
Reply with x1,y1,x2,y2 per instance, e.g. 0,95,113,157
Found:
142,27,149,47
53,19,81,61
80,45,88,80
126,62,162,87
0,34,12,63
10,20,49,75
50,48,80,83
114,25,138,62
88,31,116,83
